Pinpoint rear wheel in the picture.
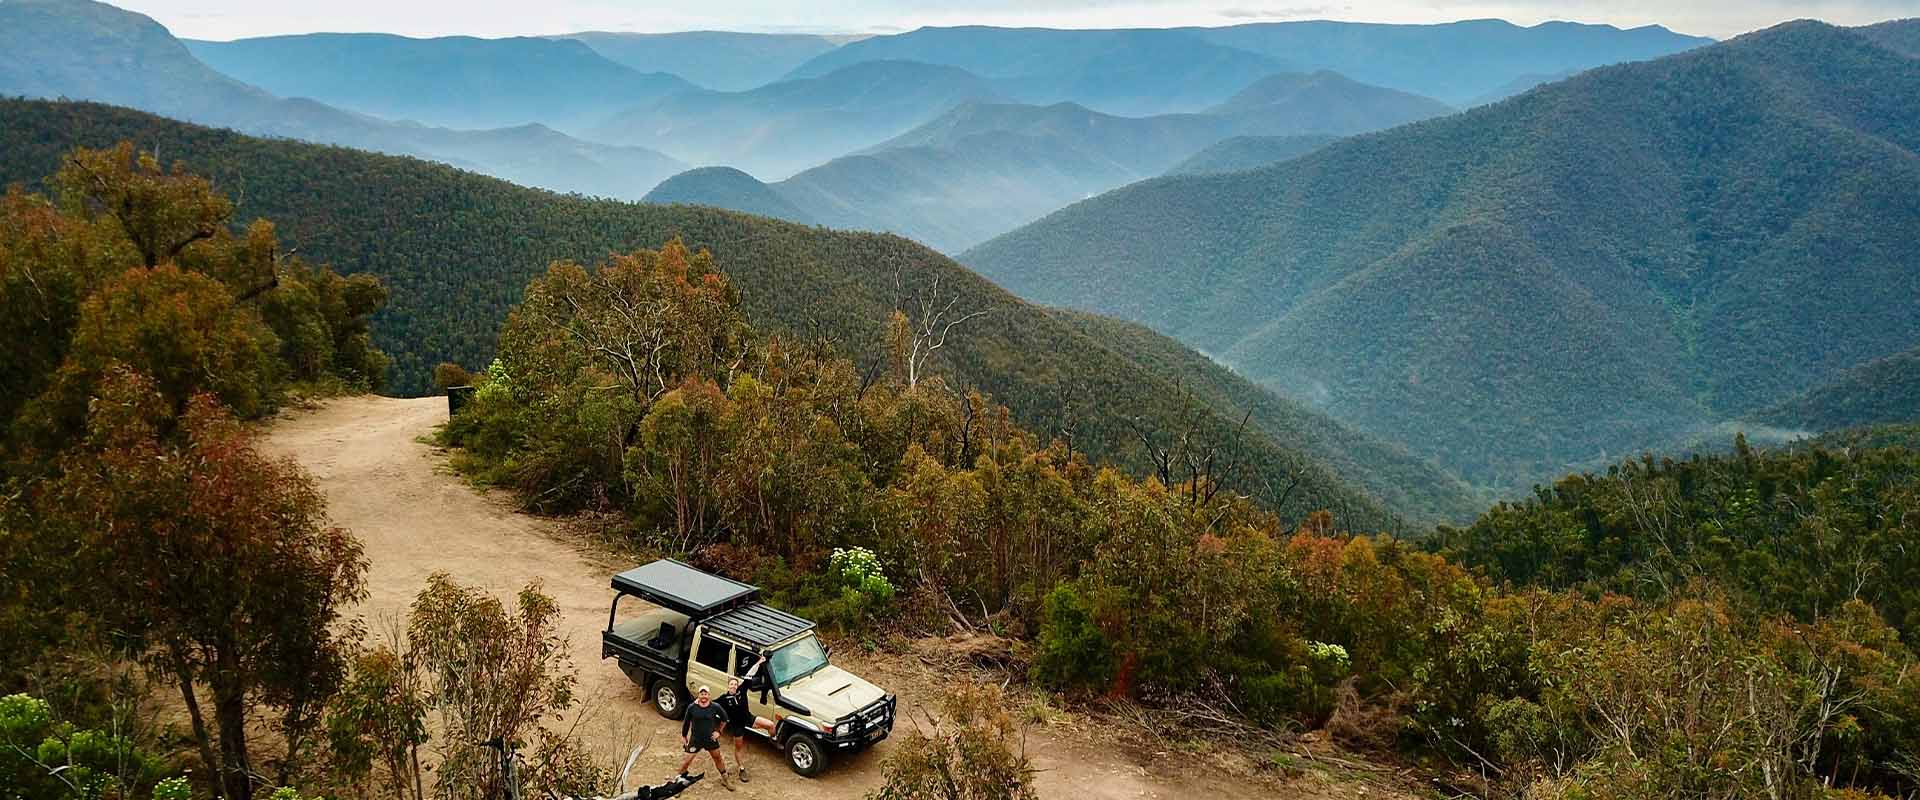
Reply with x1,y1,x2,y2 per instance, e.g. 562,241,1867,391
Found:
651,679,687,720
785,733,827,777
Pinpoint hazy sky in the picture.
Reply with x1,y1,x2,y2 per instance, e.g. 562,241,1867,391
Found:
116,0,1918,42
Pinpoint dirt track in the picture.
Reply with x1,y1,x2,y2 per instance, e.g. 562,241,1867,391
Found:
261,396,1405,800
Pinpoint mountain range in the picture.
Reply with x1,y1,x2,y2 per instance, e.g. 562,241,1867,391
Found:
642,74,1451,251
786,21,1711,111
588,59,1005,179
185,33,696,132
0,0,685,199
963,20,1920,491
0,97,1482,528
553,31,851,92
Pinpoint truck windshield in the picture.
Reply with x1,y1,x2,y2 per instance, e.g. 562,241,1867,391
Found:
768,635,829,684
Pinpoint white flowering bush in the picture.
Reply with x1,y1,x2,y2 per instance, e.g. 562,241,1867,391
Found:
831,546,896,606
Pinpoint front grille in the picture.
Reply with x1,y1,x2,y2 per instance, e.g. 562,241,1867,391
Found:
844,695,895,733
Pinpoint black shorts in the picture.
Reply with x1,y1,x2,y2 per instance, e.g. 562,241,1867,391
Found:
724,722,751,738
685,735,719,753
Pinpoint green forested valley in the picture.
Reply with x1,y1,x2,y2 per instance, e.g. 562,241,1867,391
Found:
0,98,1460,527
964,20,1920,493
6,6,1920,800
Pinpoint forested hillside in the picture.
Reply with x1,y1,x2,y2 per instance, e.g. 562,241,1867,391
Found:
0,98,1467,528
1166,134,1338,175
645,167,820,224
965,21,1920,491
1756,345,1920,432
646,77,1446,252
1051,311,1486,523
185,33,696,132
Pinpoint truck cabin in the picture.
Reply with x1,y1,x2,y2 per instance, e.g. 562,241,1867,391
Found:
603,559,830,687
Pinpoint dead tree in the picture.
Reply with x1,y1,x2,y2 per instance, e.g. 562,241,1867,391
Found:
891,270,989,390
1125,380,1254,513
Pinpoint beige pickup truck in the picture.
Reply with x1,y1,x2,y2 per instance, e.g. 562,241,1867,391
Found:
600,560,896,776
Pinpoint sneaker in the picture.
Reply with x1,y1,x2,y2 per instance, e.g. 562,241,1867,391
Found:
738,767,750,783
720,773,735,792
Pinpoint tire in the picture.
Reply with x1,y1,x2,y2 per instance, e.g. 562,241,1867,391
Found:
785,733,828,777
651,678,688,720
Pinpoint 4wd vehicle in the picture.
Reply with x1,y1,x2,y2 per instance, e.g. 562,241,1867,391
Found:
600,559,897,777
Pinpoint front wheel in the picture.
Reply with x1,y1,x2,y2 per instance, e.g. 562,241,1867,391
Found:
651,679,687,720
785,733,828,777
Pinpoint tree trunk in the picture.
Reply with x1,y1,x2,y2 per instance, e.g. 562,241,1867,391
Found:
212,679,255,800
174,658,229,800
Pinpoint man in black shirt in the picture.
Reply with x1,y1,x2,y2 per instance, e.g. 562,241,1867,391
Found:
716,656,779,782
678,686,734,791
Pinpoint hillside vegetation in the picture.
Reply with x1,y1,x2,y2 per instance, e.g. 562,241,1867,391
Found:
185,33,695,132
965,21,1920,491
442,242,1920,800
1050,311,1486,523
1165,134,1339,175
0,98,1468,528
647,77,1447,252
1756,345,1920,431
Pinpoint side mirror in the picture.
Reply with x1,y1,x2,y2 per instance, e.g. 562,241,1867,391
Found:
823,645,832,660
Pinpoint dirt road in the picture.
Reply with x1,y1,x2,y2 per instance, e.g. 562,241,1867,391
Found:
262,396,1403,800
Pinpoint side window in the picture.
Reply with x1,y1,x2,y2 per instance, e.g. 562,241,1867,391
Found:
734,649,758,676
695,635,732,673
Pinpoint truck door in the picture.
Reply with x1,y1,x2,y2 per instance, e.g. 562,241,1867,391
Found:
687,628,734,699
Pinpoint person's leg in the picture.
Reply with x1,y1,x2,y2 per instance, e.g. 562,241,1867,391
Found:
753,716,776,735
678,750,696,775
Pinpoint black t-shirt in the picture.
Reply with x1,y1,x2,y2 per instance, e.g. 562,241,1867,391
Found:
715,688,751,729
682,701,729,742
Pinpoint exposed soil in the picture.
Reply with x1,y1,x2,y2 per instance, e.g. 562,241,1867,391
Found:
260,396,1423,800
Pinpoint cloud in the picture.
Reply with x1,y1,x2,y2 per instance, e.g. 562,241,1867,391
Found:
1219,5,1339,18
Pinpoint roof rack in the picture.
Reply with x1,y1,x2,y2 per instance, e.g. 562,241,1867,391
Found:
704,602,816,649
611,559,758,618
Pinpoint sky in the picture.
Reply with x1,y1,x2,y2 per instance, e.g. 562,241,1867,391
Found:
115,0,1919,42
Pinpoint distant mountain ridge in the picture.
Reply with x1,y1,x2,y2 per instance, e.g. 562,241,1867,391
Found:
555,31,846,92
963,21,1920,491
644,74,1450,251
590,59,1004,179
185,33,696,132
789,21,1711,110
0,0,685,198
785,26,1294,116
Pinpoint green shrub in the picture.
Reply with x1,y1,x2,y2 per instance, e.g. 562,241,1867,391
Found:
1,693,166,800
1029,583,1116,694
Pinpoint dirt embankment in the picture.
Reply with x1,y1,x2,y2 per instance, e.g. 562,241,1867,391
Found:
262,396,1417,800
